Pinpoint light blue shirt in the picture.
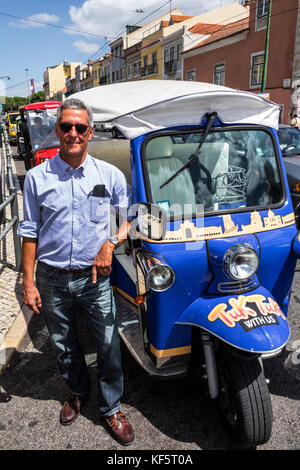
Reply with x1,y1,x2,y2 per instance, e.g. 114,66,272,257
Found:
18,153,130,269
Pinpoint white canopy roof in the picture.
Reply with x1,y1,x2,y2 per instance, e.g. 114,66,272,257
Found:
71,80,280,139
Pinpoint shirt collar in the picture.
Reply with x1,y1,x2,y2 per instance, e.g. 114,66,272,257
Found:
56,152,91,176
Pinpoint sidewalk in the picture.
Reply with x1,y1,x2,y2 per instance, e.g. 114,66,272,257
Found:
0,151,34,376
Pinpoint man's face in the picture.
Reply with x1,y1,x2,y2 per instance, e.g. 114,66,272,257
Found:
55,108,93,159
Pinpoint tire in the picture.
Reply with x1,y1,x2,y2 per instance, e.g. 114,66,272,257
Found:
217,347,273,449
24,153,32,171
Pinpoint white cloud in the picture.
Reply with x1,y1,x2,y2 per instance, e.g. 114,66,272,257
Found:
11,12,60,29
73,40,100,54
67,0,237,40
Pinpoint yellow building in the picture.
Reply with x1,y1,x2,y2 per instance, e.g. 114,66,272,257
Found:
140,16,193,81
92,59,102,88
43,60,80,100
140,24,164,80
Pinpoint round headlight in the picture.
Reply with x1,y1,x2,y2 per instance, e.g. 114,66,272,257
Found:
146,264,175,292
224,244,259,280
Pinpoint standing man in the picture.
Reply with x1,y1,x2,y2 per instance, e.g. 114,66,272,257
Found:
18,98,134,446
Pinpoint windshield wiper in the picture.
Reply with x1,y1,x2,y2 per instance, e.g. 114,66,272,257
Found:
160,112,218,189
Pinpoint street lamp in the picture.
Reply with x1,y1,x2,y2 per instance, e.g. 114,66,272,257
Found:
0,76,10,80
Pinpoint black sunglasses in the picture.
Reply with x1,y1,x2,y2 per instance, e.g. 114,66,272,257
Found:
58,122,90,134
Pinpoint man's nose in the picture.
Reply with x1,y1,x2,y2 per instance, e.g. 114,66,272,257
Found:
69,125,78,136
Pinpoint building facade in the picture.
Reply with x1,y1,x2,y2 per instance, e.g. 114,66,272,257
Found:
43,60,80,100
183,0,300,124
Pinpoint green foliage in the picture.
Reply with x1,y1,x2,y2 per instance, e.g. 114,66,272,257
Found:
0,91,45,112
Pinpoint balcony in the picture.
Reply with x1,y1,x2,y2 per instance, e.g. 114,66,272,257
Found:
141,63,158,77
164,60,177,74
99,76,110,85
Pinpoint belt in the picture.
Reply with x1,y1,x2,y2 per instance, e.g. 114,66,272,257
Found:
38,261,93,273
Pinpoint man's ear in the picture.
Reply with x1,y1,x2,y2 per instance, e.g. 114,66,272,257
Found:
88,125,94,141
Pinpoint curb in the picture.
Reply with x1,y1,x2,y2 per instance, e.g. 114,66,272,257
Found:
0,305,34,376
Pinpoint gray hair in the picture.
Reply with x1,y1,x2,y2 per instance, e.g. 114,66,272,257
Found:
57,98,93,126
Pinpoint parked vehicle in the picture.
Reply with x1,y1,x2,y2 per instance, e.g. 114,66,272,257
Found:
94,121,113,132
7,111,19,145
111,125,123,139
72,80,300,449
277,124,300,219
18,101,61,170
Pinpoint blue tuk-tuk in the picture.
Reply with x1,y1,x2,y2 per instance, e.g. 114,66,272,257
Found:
73,81,300,448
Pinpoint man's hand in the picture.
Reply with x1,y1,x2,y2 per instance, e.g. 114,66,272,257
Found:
22,280,42,314
92,240,115,283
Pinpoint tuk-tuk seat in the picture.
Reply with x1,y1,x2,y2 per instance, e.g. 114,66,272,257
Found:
146,136,196,214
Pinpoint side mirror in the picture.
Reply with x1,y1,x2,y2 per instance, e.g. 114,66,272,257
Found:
136,203,166,241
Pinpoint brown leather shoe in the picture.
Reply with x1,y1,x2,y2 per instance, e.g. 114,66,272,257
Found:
105,411,134,446
60,394,88,426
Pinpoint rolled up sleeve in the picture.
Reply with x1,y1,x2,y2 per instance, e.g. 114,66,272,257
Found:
17,171,42,239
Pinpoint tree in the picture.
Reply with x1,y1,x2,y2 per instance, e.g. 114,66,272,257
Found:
1,91,45,112
30,91,45,103
2,96,27,112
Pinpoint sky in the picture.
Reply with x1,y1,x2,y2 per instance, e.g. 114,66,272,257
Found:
0,0,239,98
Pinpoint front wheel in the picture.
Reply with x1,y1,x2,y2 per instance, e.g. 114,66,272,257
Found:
217,347,273,448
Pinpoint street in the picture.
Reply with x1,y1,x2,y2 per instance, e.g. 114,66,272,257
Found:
0,141,299,452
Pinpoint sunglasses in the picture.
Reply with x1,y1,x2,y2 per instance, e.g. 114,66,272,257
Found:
58,122,90,134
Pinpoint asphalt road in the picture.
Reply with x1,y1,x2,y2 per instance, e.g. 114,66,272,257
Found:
0,140,299,452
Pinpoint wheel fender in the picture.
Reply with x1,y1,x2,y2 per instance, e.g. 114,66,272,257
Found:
175,286,290,354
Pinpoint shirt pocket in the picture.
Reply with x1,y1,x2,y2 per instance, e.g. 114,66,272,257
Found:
89,196,111,224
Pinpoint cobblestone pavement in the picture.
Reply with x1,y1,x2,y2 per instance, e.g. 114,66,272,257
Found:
0,144,31,374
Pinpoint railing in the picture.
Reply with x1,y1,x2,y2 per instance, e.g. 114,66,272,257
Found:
140,63,158,76
0,122,22,271
164,60,177,74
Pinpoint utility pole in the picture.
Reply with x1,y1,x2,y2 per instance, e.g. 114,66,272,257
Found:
261,0,272,93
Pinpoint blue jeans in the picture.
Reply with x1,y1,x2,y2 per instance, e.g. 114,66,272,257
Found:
36,261,123,417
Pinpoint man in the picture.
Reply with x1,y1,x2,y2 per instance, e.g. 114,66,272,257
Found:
18,98,134,446
31,116,48,146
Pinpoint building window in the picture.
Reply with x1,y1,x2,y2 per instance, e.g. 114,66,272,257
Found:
256,0,269,30
187,69,196,81
170,47,174,62
176,43,181,61
250,53,264,86
133,62,137,76
257,0,269,18
214,64,225,86
164,49,168,63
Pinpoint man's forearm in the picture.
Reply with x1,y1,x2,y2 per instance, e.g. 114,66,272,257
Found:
22,237,38,283
115,220,131,244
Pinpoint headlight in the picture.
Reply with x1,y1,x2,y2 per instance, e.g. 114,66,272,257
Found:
223,244,259,280
146,264,175,292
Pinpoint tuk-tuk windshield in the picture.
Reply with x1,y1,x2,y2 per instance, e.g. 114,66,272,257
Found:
8,113,18,124
144,128,282,217
27,108,59,152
